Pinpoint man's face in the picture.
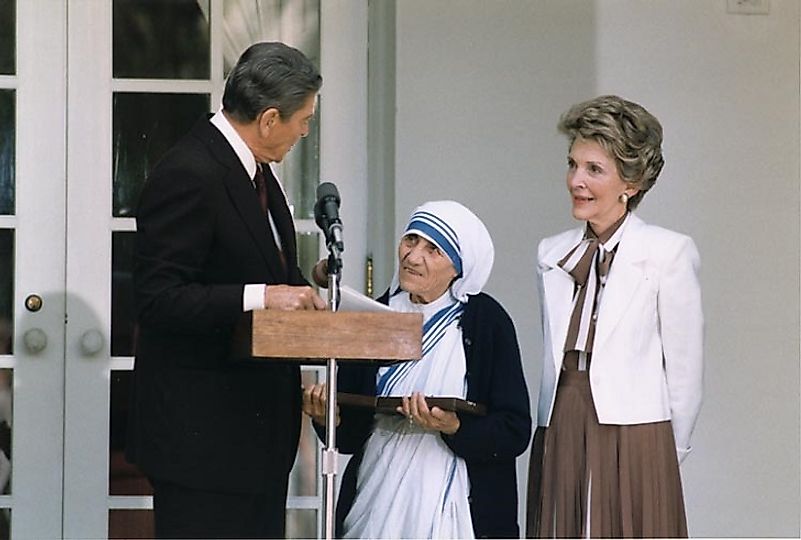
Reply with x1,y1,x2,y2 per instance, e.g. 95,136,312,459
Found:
256,93,317,163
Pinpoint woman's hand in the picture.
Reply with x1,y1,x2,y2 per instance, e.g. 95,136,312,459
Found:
397,392,461,435
302,383,340,427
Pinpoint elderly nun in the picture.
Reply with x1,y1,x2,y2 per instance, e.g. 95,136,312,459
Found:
304,200,531,539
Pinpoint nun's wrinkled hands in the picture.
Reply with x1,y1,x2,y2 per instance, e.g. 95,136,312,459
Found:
302,383,340,427
398,392,461,435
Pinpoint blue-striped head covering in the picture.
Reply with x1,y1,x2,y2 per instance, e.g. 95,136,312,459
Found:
391,200,494,302
404,209,463,276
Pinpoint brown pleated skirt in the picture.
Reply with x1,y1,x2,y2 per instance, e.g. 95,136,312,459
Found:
526,367,688,538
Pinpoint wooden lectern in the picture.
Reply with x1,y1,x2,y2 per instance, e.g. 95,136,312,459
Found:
232,308,422,540
232,310,423,362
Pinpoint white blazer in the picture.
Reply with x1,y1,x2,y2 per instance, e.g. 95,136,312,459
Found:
536,214,703,462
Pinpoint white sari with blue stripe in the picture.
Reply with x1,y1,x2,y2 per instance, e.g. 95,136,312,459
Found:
342,291,475,539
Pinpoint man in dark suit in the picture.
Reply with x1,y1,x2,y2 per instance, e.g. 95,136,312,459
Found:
126,42,326,539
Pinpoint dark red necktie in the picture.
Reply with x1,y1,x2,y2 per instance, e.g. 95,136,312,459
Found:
254,165,269,215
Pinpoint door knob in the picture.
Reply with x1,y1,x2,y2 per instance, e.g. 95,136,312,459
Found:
23,328,48,354
25,294,43,312
80,329,105,356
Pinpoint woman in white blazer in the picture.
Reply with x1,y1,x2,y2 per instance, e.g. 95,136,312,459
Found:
526,95,703,538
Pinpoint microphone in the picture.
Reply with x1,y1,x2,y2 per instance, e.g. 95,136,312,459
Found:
314,182,344,252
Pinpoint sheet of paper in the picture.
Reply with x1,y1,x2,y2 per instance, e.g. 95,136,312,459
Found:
337,285,393,312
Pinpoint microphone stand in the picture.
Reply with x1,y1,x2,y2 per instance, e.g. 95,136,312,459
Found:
322,241,342,540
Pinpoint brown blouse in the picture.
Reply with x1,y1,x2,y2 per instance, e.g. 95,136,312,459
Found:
558,213,628,368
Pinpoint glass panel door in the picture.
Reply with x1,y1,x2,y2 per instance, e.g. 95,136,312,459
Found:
64,1,360,538
3,1,367,537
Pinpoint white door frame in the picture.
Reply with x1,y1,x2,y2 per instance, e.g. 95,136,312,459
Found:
8,1,67,538
63,1,115,536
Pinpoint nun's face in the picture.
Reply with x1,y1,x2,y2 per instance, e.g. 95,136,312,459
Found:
398,234,457,304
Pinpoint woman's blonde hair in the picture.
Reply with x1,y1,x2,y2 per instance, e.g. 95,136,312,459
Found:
558,95,664,210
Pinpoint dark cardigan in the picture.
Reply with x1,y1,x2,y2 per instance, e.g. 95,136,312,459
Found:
316,292,531,538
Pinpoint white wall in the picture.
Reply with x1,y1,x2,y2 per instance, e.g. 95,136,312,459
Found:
393,0,800,537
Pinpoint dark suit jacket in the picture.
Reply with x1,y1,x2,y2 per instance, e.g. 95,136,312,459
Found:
126,116,307,494
317,292,532,538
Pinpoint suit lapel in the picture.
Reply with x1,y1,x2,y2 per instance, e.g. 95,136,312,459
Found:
197,118,288,281
540,228,583,370
264,164,297,277
593,215,648,350
222,168,288,281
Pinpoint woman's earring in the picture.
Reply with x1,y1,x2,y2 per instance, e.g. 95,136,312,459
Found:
619,193,629,205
